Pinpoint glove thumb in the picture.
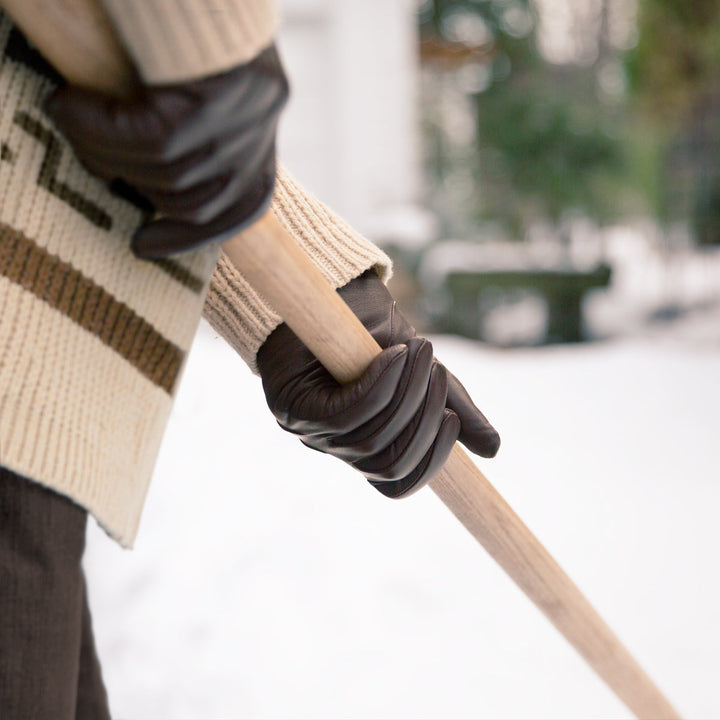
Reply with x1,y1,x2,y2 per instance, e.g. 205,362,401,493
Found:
445,373,500,458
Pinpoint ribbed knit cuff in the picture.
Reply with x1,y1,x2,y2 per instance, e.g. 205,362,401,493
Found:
102,0,279,83
203,165,392,372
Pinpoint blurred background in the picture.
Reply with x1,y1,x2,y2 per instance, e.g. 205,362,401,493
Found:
277,0,720,347
84,1,720,718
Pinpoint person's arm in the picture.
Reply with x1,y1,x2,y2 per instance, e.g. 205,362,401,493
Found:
48,0,500,500
46,0,393,367
203,169,499,499
203,165,392,370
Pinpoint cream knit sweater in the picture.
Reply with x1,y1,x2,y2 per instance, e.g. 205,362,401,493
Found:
0,2,390,546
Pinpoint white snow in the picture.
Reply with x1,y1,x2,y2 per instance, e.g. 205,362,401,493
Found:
84,304,720,719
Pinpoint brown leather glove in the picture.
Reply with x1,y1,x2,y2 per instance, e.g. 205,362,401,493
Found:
257,270,500,498
45,45,288,259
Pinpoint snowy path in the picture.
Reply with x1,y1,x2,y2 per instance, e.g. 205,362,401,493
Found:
84,320,720,719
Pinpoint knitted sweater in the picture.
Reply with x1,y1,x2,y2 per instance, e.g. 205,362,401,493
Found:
0,2,390,547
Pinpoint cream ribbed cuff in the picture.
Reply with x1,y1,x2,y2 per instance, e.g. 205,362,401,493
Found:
203,165,392,371
101,0,279,83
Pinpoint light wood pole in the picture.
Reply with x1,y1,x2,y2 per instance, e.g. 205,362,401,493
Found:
2,2,681,717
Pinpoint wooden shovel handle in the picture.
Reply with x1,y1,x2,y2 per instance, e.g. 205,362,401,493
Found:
2,0,135,94
1,2,681,717
229,213,681,720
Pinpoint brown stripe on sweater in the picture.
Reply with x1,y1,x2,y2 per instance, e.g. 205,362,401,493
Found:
0,223,183,394
12,112,204,296
152,257,205,294
13,112,114,231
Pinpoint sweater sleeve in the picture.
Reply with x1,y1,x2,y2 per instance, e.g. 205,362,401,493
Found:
101,0,279,83
98,1,393,369
202,165,392,373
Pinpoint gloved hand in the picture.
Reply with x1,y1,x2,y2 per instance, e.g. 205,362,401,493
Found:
257,270,500,498
45,45,288,259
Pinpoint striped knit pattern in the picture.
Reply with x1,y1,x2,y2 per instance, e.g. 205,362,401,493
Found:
0,15,218,546
0,227,185,393
204,165,392,372
1,2,392,548
102,0,279,84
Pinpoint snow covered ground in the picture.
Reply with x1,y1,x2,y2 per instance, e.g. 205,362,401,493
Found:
84,293,720,719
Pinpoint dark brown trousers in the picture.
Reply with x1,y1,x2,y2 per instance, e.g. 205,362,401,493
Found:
0,467,111,719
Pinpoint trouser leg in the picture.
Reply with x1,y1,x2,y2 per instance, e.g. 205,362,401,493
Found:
75,578,110,720
0,466,110,719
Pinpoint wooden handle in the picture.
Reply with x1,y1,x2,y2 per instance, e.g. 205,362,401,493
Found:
0,2,681,716
432,451,679,719
231,214,681,720
2,0,135,95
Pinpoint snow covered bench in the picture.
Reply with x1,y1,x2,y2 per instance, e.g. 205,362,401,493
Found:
440,264,612,343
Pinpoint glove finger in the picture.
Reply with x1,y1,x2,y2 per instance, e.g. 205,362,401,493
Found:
66,150,119,184
354,361,449,481
325,337,434,459
72,141,219,191
133,172,235,224
133,217,229,257
277,345,409,437
133,129,271,224
369,408,460,498
445,372,500,458
94,117,275,198
45,86,191,160
131,168,275,257
337,273,415,347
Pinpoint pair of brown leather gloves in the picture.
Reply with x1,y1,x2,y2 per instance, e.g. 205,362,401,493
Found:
46,46,499,499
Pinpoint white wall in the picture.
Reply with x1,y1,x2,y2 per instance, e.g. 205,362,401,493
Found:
276,0,422,237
